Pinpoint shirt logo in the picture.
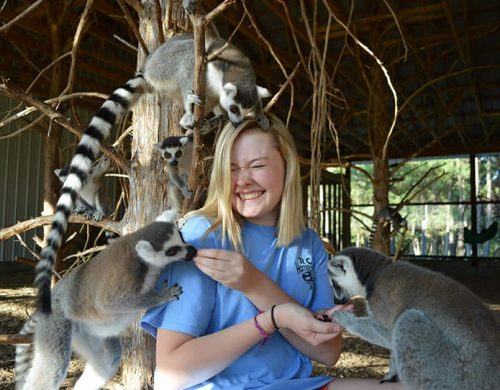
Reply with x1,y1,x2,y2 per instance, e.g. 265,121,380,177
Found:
295,256,314,289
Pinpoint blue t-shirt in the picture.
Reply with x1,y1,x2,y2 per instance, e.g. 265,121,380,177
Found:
141,215,335,390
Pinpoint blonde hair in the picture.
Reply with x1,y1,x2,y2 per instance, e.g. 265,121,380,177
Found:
184,113,304,251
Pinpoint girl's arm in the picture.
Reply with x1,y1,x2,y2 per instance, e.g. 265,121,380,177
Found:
154,304,341,390
194,249,344,365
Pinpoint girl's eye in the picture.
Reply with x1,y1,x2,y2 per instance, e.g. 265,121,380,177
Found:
252,165,265,169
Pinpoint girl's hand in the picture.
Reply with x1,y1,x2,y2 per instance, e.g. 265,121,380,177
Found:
275,303,345,347
194,249,259,291
315,303,355,321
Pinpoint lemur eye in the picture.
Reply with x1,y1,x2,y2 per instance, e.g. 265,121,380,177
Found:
175,151,182,158
165,246,181,257
229,105,240,114
164,152,171,159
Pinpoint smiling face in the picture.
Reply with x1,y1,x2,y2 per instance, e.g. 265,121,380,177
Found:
230,128,285,226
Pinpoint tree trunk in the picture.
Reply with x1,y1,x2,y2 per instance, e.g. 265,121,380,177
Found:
119,1,184,388
368,64,390,254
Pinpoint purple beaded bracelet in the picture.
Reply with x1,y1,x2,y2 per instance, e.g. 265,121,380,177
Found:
254,310,271,344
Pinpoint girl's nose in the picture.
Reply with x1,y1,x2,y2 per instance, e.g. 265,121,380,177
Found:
234,167,253,185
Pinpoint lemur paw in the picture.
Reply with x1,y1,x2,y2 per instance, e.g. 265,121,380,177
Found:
187,90,203,106
74,206,87,215
163,282,183,301
182,186,193,199
331,310,357,327
91,210,105,221
179,113,195,129
380,374,399,383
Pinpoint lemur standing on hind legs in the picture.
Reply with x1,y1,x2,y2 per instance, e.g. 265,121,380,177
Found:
16,209,197,390
35,13,271,314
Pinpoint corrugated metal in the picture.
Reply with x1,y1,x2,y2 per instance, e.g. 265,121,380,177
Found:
0,95,44,262
0,95,121,263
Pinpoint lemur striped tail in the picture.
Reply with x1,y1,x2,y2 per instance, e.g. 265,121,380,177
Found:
35,74,147,314
15,315,38,389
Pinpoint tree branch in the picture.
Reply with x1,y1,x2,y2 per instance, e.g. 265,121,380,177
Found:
0,215,121,241
0,83,128,172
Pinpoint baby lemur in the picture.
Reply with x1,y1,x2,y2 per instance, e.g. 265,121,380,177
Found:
328,247,500,390
35,16,270,314
155,134,193,210
16,209,197,390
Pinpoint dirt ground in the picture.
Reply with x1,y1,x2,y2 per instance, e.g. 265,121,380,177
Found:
1,259,499,389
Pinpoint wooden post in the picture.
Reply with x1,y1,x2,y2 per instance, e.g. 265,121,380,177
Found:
119,1,174,388
183,5,207,214
368,61,390,254
469,153,478,266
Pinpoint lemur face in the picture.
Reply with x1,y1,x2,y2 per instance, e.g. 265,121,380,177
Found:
155,136,192,167
327,253,367,303
220,83,271,129
135,209,197,267
162,148,183,166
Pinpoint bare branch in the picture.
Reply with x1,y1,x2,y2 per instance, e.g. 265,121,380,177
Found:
321,0,398,163
0,114,44,140
0,83,128,172
118,0,149,55
264,62,300,112
123,0,144,14
0,0,45,35
113,34,139,52
60,0,94,96
205,0,236,25
0,215,121,242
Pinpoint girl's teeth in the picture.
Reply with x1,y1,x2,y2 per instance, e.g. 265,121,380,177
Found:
240,192,262,200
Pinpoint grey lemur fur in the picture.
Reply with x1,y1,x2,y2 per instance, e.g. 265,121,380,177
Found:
328,247,500,390
367,206,407,248
54,154,112,221
16,209,197,390
155,134,193,210
35,18,270,314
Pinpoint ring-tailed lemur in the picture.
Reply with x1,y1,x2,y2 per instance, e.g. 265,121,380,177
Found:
16,209,197,390
54,154,112,221
327,247,500,389
155,134,193,210
367,206,407,248
36,26,270,314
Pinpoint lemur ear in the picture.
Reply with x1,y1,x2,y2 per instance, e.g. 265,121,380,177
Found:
223,83,237,98
54,168,61,177
153,142,162,152
257,85,271,98
180,136,190,146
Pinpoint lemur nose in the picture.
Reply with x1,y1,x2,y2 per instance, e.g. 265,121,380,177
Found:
170,160,178,166
185,245,197,260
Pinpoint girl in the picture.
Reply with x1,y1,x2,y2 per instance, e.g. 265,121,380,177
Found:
141,115,401,390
